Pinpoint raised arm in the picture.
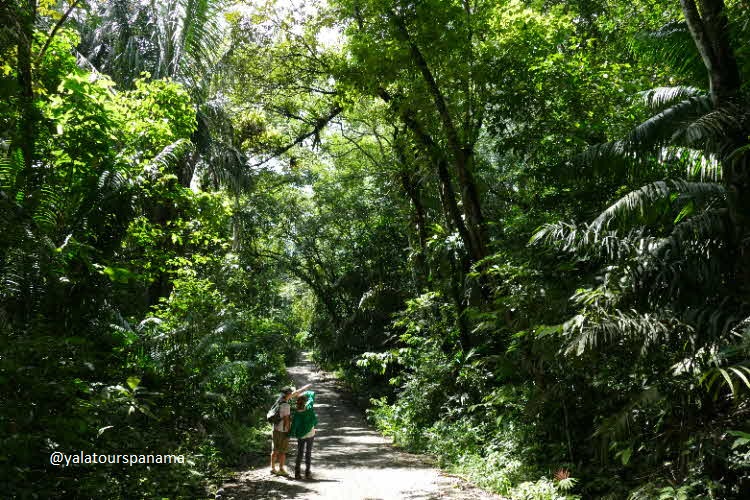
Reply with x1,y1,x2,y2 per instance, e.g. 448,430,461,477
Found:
290,384,312,398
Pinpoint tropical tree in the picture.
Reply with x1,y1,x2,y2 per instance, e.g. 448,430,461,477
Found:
533,0,750,492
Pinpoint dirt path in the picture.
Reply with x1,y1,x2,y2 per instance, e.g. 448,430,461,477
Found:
219,354,500,499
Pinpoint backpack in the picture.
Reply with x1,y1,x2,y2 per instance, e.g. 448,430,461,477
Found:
266,398,283,425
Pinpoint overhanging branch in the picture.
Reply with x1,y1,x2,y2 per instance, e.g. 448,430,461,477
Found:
251,105,343,167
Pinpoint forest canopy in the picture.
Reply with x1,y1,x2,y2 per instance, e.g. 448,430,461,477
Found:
2,0,750,498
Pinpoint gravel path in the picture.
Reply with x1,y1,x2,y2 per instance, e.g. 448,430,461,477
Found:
219,354,500,499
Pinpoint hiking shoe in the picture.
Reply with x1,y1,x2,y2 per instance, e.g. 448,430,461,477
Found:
305,472,312,480
270,469,278,475
277,469,290,477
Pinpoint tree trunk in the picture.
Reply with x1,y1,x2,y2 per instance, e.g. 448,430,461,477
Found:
681,0,750,288
399,169,428,290
397,109,479,262
456,148,488,262
680,0,741,105
448,250,472,352
390,11,488,262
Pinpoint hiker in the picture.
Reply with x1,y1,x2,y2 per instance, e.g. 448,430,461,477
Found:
270,384,311,476
290,389,318,480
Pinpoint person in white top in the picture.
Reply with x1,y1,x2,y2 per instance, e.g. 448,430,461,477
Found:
270,384,311,476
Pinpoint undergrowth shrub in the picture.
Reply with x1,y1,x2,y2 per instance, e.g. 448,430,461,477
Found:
368,394,579,499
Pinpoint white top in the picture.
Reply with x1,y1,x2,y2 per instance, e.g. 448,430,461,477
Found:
274,401,291,432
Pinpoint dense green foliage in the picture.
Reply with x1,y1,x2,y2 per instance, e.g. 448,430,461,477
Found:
1,1,299,497
2,0,750,498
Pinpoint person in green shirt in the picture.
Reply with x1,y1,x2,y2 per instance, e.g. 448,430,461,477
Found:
289,390,317,480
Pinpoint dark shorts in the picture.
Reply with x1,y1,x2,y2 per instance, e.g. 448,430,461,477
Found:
272,430,289,453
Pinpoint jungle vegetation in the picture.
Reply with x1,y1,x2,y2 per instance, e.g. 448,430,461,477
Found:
1,0,750,498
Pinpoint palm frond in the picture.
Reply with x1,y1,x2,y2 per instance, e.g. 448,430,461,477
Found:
0,150,23,192
679,105,746,146
626,97,712,148
32,186,63,232
701,363,750,398
593,386,662,440
591,180,724,231
580,96,712,171
96,169,131,196
531,221,646,262
137,317,163,331
214,148,253,194
640,86,704,112
174,0,225,87
682,301,742,344
698,317,750,398
564,308,686,357
194,320,238,355
532,181,726,256
659,147,722,181
76,0,226,89
143,138,195,177
631,20,706,85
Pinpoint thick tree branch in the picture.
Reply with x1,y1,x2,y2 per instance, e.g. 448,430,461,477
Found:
376,86,484,262
680,0,715,72
400,111,477,262
251,105,342,167
386,15,488,260
389,11,463,156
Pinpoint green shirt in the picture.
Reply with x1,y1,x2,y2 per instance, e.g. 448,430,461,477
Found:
290,391,318,439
